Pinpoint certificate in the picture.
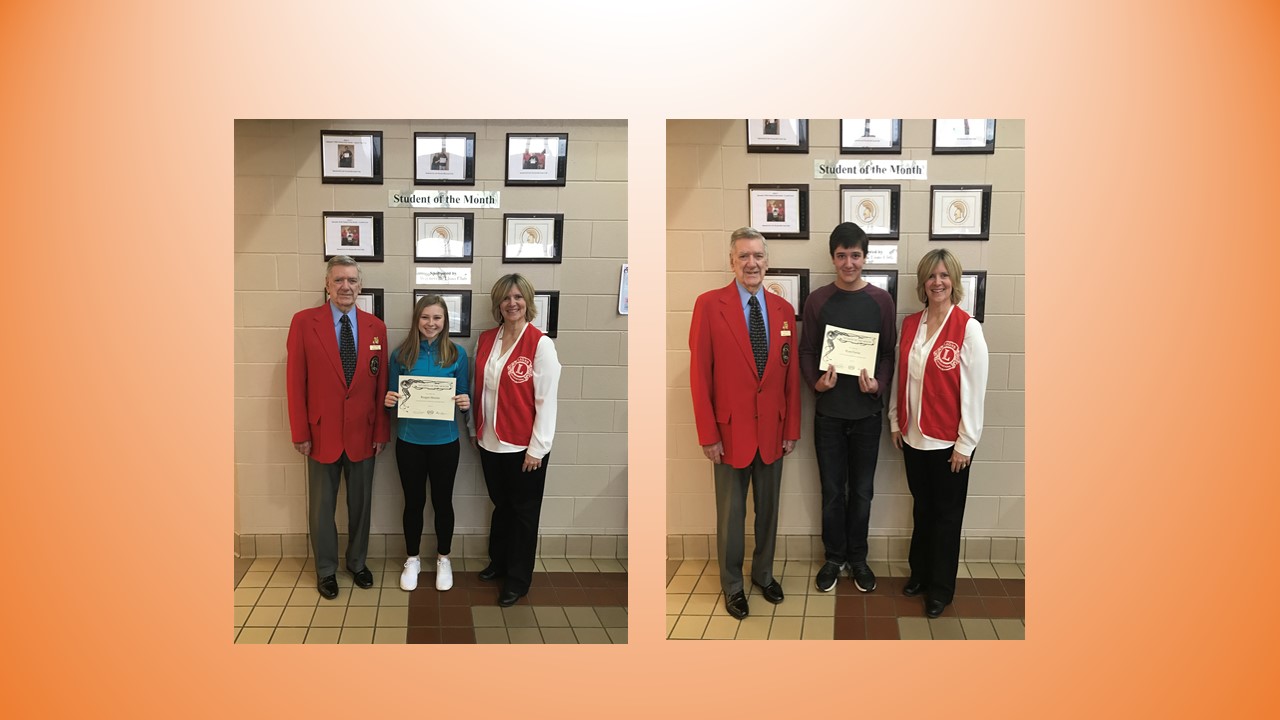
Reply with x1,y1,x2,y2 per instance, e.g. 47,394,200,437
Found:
397,376,456,421
818,325,879,377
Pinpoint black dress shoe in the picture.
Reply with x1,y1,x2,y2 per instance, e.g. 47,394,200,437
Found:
925,598,947,618
903,580,924,597
478,565,505,582
724,591,750,620
317,575,339,600
497,588,526,607
751,579,785,604
351,568,374,589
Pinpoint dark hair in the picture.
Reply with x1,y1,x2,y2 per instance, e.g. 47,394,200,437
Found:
828,222,869,257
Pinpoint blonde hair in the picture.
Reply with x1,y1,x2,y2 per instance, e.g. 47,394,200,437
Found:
393,294,459,372
914,248,965,306
489,274,538,324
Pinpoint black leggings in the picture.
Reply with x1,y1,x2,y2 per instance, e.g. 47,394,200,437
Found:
395,438,460,556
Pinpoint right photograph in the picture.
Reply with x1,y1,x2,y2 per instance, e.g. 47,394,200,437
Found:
666,119,1025,640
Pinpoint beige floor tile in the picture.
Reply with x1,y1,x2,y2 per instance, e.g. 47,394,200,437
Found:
960,618,998,640
1018,563,1025,575
693,575,721,594
373,627,407,644
682,594,718,616
670,616,710,640
233,606,251,627
802,616,834,640
929,618,965,640
235,627,273,644
781,560,808,577
541,558,572,572
475,628,510,644
472,606,505,627
994,563,1024,579
343,606,378,627
256,588,293,606
234,587,264,606
564,607,603,627
378,589,409,607
533,606,570,627
780,576,809,598
269,627,307,644
574,627,611,644
735,616,771,640
954,563,972,578
595,607,628,628
267,571,301,588
310,606,347,627
348,588,382,606
304,627,340,644
286,588,320,607
992,619,1025,640
245,606,284,627
773,596,806,617
768,616,803,640
888,562,911,578
666,593,690,614
275,557,305,572
867,561,891,578
508,627,544,644
531,560,546,573
339,627,374,644
294,574,318,588
595,559,625,573
606,627,627,644
702,616,740,640
248,557,279,573
237,571,272,588
805,594,836,617
676,559,708,575
380,572,400,588
667,615,679,637
898,617,933,640
967,563,998,578
326,586,351,605
569,559,598,572
543,627,579,644
666,575,697,594
376,606,409,627
278,606,316,627
503,606,538,628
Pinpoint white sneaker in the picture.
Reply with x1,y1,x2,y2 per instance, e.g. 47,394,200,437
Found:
435,556,454,591
400,556,421,591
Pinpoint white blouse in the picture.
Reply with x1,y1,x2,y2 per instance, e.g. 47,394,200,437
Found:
888,306,989,456
476,323,561,459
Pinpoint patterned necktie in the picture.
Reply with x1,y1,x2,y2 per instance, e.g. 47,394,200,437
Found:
339,314,356,386
748,295,767,378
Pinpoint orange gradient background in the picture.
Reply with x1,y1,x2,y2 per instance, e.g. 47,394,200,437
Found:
4,0,1278,716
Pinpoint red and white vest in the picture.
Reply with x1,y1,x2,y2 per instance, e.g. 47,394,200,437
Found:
474,323,545,447
896,307,969,442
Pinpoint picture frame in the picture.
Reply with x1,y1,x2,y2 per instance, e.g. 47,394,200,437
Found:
413,132,476,186
960,270,987,323
932,119,997,154
930,185,992,240
746,119,809,153
532,291,560,338
320,130,383,184
413,289,473,337
355,288,384,321
748,184,809,239
322,211,384,261
840,184,900,238
413,212,474,263
618,263,629,316
503,213,564,263
764,268,810,320
861,270,899,305
505,133,568,186
839,119,902,154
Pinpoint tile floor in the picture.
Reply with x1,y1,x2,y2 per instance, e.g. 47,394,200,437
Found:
235,556,628,644
666,559,1024,640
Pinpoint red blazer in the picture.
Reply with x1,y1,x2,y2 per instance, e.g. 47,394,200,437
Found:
286,303,390,464
689,282,801,469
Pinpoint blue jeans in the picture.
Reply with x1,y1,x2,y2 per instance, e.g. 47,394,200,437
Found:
813,412,882,566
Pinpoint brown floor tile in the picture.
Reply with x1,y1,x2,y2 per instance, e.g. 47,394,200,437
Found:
557,588,588,606
469,589,499,606
577,572,608,588
546,572,579,587
408,589,439,607
439,590,472,606
600,574,627,589
583,588,616,605
879,577,907,594
972,578,1007,596
864,596,896,617
1011,596,1025,618
526,587,558,605
865,616,900,640
836,581,859,596
953,578,979,596
835,596,864,617
439,605,472,627
1002,578,1025,597
984,596,1018,618
833,615,866,640
894,596,925,617
441,626,476,643
407,605,439,627
951,595,987,618
406,626,442,644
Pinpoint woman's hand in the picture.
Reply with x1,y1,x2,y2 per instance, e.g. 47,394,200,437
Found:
384,391,400,408
815,365,838,392
891,431,902,450
858,368,878,395
522,452,542,472
455,393,471,412
950,449,971,473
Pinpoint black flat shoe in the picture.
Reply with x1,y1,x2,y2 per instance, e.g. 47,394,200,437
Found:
478,565,505,582
497,589,526,607
351,568,374,589
903,580,924,597
751,579,785,604
724,591,750,620
317,575,339,600
925,599,947,618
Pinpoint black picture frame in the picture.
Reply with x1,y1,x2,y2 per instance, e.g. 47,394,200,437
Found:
413,132,476,186
532,291,560,338
839,184,901,239
862,270,899,306
503,213,565,263
839,119,903,154
764,268,810,320
413,212,474,263
355,288,384,321
930,185,992,240
748,184,809,239
322,211,384,262
414,289,473,337
320,130,383,184
932,119,997,154
505,133,569,186
746,119,809,153
961,270,987,323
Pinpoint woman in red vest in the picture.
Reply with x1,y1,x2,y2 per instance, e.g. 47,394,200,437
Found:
472,274,562,607
888,249,989,618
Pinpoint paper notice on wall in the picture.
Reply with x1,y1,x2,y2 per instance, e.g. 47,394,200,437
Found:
415,267,471,285
866,245,897,265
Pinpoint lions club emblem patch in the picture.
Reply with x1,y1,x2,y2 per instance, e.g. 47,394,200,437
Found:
507,356,534,383
932,341,960,371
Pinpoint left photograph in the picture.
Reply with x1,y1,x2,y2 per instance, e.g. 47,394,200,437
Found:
234,119,628,644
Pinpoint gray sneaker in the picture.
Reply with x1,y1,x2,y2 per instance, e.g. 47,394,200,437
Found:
850,562,877,592
815,562,845,592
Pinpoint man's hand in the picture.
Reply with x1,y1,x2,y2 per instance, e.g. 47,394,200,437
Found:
782,439,796,456
293,441,311,457
701,442,724,464
374,442,387,456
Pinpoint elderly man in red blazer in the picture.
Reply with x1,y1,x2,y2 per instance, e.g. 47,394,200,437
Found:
286,256,390,599
689,227,801,620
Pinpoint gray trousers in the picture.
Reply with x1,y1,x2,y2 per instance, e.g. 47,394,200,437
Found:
713,452,782,595
307,453,376,579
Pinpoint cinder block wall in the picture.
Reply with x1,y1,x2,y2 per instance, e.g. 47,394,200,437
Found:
666,119,1024,562
234,119,628,558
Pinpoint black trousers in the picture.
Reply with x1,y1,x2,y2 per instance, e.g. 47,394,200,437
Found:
479,447,548,595
903,443,973,604
395,439,460,556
